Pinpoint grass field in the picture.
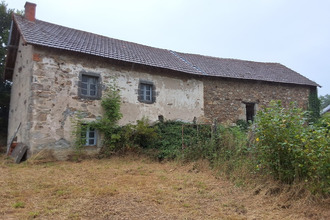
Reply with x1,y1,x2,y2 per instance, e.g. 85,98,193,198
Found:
0,155,329,219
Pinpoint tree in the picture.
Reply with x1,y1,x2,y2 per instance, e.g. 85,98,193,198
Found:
319,94,330,109
0,1,15,138
0,1,14,74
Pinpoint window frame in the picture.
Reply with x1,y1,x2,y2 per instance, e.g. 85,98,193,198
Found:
138,80,156,104
78,71,102,99
85,126,97,146
81,124,97,146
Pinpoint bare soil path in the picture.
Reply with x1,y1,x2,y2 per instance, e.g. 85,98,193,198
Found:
0,156,329,219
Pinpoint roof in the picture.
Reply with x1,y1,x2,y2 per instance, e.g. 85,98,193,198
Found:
6,14,319,87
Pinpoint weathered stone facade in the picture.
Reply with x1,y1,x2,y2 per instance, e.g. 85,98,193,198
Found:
8,40,205,159
8,38,315,160
203,77,311,123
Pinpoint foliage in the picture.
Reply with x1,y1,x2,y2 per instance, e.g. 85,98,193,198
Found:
70,84,328,194
303,116,330,193
253,101,307,183
146,120,248,163
319,94,330,109
116,117,158,151
0,1,14,74
70,112,90,156
0,1,14,136
236,119,251,131
0,80,10,134
149,121,184,160
71,82,158,157
253,100,329,193
90,83,122,155
308,89,320,122
181,124,249,168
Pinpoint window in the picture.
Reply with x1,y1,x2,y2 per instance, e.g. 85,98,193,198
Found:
82,75,98,96
138,80,156,104
78,72,101,99
81,126,97,146
245,103,255,122
141,83,152,101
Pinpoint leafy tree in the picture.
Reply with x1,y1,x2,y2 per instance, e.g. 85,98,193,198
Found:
0,1,15,136
0,1,14,74
319,94,330,109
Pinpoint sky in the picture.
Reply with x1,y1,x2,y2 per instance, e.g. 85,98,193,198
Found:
7,0,330,96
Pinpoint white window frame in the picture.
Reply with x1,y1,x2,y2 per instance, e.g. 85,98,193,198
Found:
85,126,97,146
140,83,152,102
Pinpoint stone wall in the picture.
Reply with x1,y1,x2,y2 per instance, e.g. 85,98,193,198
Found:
203,77,312,123
22,46,204,159
9,41,315,160
7,37,34,154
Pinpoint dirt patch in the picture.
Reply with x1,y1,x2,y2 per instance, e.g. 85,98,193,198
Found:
0,155,329,219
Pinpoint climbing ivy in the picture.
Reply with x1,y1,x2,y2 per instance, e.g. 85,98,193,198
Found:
70,112,89,156
308,88,320,123
90,82,123,155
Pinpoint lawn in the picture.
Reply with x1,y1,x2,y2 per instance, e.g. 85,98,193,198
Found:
0,155,329,219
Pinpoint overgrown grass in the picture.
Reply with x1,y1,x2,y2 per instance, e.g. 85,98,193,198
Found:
1,155,328,219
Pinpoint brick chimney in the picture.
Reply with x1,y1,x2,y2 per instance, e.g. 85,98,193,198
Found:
24,2,37,22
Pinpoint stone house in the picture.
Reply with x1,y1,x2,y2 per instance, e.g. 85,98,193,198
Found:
4,2,318,159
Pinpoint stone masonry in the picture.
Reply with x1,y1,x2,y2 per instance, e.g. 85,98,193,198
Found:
203,77,311,123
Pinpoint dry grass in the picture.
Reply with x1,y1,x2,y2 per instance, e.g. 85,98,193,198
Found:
0,155,329,220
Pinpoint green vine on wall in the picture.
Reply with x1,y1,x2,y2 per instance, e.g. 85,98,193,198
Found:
90,82,123,155
71,80,122,157
308,88,320,123
70,112,89,155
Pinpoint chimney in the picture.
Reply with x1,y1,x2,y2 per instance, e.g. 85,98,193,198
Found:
24,2,37,22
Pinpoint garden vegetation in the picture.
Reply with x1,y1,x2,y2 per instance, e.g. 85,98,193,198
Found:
72,86,329,196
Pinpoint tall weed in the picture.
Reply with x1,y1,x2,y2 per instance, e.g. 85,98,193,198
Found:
253,100,329,194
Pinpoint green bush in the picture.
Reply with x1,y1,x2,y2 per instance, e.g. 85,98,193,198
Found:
149,121,185,160
253,100,329,193
177,124,248,165
236,119,251,131
253,101,307,183
91,84,123,155
117,117,158,150
302,116,330,192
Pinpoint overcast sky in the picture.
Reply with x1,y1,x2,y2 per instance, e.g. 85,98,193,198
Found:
7,0,330,96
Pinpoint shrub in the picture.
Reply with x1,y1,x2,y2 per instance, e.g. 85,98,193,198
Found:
178,123,248,165
302,116,330,193
253,101,307,183
117,117,158,150
91,84,122,155
149,121,185,160
236,119,250,131
253,100,329,193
